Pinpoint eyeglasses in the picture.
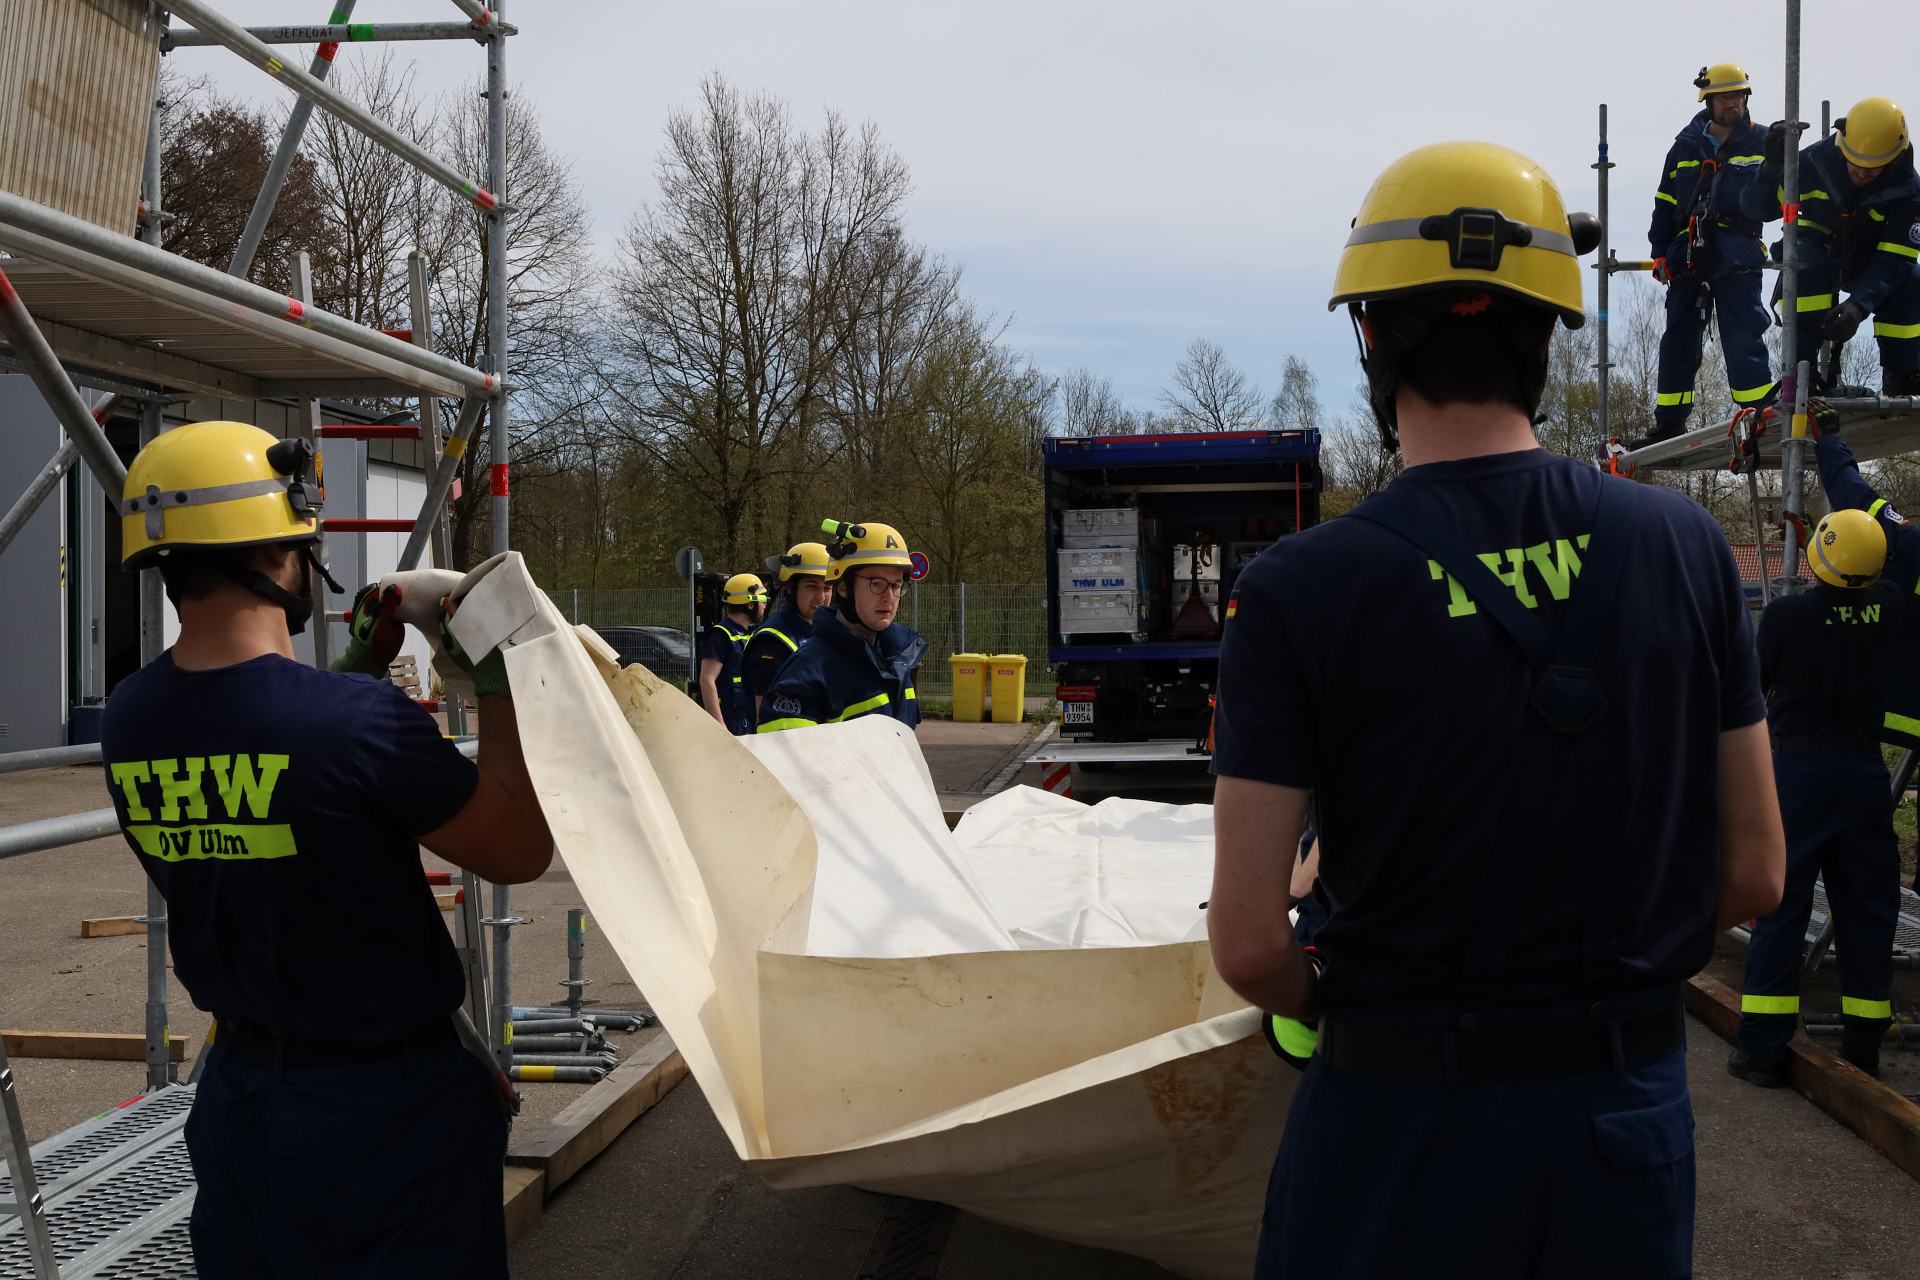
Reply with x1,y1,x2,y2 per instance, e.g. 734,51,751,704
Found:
860,577,906,597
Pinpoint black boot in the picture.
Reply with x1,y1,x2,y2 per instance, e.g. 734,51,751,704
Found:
1882,369,1920,398
1840,1019,1887,1078
1727,1046,1791,1087
1629,419,1689,452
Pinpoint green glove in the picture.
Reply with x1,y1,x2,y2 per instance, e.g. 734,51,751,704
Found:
439,598,511,698
330,583,405,677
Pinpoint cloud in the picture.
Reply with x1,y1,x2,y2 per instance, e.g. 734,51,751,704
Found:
189,1,1917,414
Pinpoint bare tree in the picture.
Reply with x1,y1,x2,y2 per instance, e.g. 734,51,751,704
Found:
1162,338,1263,432
422,76,599,566
306,51,428,326
1268,355,1321,432
608,76,913,563
1317,392,1401,517
156,69,338,297
1055,367,1134,437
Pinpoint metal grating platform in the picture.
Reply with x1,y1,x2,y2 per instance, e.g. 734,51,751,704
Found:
0,1086,199,1279
1731,882,1920,961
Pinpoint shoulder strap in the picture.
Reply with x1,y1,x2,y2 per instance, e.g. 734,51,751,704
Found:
1347,471,1642,733
1346,485,1555,670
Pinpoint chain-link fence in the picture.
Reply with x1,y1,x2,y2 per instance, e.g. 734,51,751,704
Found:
550,582,1053,695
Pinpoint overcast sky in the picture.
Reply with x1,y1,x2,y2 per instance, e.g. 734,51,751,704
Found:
190,1,1916,419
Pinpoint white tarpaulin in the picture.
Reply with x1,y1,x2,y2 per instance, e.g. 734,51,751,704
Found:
415,555,1291,1279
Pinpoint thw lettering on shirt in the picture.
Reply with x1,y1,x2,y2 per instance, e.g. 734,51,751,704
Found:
107,753,297,862
1426,534,1593,618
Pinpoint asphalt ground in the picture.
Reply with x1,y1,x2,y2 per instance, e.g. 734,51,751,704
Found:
5,725,1920,1277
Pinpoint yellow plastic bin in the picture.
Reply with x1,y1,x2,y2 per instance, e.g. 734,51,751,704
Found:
989,654,1029,725
949,653,989,722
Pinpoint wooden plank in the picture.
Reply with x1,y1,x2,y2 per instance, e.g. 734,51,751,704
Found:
1686,973,1920,1182
500,1165,546,1246
79,915,146,938
2,1030,186,1063
506,1033,687,1193
435,891,458,913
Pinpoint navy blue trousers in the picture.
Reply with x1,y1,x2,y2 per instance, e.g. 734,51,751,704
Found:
1738,749,1898,1059
1256,1046,1693,1278
1656,268,1775,426
186,1040,509,1279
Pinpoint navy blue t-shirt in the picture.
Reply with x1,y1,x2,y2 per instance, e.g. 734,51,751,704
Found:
1213,448,1765,1013
699,618,753,734
101,653,477,1046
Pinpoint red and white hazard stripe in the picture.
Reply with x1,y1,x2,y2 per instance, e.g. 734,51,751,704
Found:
1042,764,1072,798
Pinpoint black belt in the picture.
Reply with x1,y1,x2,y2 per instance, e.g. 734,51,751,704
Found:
1774,732,1882,756
216,1016,457,1069
1318,1004,1685,1084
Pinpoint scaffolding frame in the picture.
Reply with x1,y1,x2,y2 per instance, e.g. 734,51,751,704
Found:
0,6,526,1271
1590,2,1920,1051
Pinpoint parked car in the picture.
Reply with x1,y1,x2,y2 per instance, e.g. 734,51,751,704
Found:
595,625,693,685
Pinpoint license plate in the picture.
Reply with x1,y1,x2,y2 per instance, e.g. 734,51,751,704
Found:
1063,701,1094,724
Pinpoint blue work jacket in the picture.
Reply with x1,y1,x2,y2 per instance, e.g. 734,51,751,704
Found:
1648,110,1770,273
743,606,814,699
1742,136,1920,312
757,605,925,732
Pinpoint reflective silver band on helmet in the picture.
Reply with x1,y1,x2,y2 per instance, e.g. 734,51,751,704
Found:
1345,217,1578,258
121,476,292,540
1841,136,1904,168
1701,78,1749,95
837,548,910,565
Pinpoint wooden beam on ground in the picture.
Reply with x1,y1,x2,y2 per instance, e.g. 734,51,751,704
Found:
1686,973,1920,1182
3,1030,186,1063
79,915,146,938
501,1165,546,1246
506,1033,687,1194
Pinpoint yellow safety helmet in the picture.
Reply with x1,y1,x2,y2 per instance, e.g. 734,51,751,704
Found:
1835,97,1910,170
777,541,831,583
1328,141,1599,329
1810,508,1887,589
1694,62,1751,101
820,518,912,582
722,573,768,606
120,420,320,570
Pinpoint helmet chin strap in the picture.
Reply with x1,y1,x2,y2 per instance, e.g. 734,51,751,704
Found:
222,543,343,636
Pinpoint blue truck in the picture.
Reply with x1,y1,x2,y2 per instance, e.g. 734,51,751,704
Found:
1043,429,1324,748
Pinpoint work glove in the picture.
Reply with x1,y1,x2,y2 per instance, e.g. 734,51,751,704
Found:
439,596,511,698
1262,1013,1318,1071
329,583,406,677
1650,256,1672,284
1762,120,1802,176
1824,299,1866,343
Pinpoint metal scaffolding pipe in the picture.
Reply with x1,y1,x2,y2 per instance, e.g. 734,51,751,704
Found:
0,439,76,559
1594,103,1612,442
0,808,121,862
399,394,486,570
0,742,100,775
0,193,499,397
1776,0,1810,595
227,0,363,279
0,268,129,498
446,0,504,31
161,0,497,212
483,12,512,1072
167,21,506,49
408,248,469,737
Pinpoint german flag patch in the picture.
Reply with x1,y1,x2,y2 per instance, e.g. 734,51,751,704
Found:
1224,596,1239,621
